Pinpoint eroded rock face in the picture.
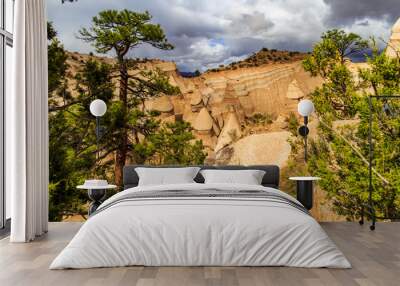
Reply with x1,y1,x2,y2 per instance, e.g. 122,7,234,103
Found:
65,51,322,166
286,79,304,99
193,108,214,133
145,95,174,114
229,132,292,167
152,61,322,162
215,112,242,153
386,18,400,58
190,91,202,106
214,146,235,165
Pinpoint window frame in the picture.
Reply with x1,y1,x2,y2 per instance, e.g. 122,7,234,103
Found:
0,0,13,231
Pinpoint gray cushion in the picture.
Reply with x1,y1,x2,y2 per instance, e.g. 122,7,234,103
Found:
135,167,200,186
123,165,280,189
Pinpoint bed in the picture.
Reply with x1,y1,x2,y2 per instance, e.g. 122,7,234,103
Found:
50,165,351,269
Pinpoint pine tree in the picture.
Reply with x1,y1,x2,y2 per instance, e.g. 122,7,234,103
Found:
300,29,400,220
78,10,175,186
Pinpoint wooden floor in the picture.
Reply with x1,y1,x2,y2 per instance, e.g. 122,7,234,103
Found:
0,222,399,286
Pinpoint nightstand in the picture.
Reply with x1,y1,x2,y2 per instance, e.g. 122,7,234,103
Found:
77,181,117,215
289,177,321,210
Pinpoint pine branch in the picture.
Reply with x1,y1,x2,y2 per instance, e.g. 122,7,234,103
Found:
318,116,390,185
48,100,81,112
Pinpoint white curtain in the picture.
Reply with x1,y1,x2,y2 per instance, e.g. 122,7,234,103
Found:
8,0,49,242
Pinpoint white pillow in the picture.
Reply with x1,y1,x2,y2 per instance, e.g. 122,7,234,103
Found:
200,169,266,185
135,167,200,186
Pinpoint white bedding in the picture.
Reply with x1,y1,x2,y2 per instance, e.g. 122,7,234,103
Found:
50,183,351,269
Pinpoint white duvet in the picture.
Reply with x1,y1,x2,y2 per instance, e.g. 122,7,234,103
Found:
50,183,351,269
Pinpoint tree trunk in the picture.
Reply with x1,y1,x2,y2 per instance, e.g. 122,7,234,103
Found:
114,58,129,187
114,132,128,187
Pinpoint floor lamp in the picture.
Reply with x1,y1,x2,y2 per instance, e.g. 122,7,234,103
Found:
360,95,400,231
297,99,315,162
89,99,107,166
78,99,110,215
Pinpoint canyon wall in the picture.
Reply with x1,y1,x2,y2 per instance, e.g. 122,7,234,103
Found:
65,52,335,220
144,60,322,166
61,18,400,222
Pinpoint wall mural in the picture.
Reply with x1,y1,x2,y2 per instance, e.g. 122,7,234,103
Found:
47,1,400,222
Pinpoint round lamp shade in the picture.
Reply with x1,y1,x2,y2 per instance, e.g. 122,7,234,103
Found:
90,99,107,117
298,99,315,117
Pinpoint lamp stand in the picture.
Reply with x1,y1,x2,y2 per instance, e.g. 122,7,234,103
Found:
298,116,310,162
304,116,308,162
95,116,100,175
359,95,400,231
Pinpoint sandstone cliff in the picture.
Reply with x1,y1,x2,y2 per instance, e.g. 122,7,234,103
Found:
60,18,400,222
64,50,323,167
164,61,322,165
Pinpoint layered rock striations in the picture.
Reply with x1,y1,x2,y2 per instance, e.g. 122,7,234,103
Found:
63,18,400,167
64,51,322,165
162,62,322,164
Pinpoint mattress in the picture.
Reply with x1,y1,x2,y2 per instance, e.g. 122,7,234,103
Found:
50,183,351,269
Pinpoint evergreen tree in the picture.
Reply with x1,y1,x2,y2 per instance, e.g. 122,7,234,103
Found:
47,23,98,220
358,43,400,218
145,121,207,165
47,12,208,219
78,10,175,186
48,52,114,220
300,29,400,220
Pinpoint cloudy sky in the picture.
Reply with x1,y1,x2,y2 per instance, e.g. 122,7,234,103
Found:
47,0,400,72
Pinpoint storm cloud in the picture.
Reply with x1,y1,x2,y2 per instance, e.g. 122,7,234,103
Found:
325,0,400,26
47,0,398,72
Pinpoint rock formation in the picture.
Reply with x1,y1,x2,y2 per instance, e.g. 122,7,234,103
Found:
193,108,213,133
215,112,242,153
177,62,321,162
286,79,304,100
62,23,400,221
386,17,400,58
145,95,174,114
64,51,323,166
229,132,292,167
